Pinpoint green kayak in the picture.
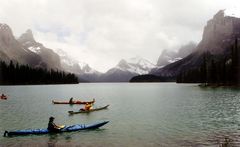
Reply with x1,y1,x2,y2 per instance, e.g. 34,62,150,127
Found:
68,105,109,114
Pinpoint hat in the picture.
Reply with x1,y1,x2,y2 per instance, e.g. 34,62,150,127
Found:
49,117,55,120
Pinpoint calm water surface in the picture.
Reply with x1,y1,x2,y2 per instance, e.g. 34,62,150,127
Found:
0,83,240,146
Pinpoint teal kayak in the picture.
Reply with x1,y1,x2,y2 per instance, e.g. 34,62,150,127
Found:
68,105,109,114
4,120,109,137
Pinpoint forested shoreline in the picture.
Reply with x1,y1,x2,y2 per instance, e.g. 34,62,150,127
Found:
0,60,79,85
177,38,240,86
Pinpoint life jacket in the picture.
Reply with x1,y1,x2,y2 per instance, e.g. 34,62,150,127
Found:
85,103,92,110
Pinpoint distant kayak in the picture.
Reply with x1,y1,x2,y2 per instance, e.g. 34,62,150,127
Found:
4,120,109,137
52,99,95,105
0,95,7,100
68,105,110,114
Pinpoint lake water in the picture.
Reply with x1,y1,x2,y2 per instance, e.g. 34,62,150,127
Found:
0,83,240,146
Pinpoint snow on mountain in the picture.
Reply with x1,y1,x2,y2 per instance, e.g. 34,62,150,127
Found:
28,46,41,53
116,56,156,75
127,56,156,69
156,50,177,67
54,49,99,75
55,49,78,67
0,24,43,67
18,29,62,70
99,56,156,82
157,42,196,67
168,57,182,63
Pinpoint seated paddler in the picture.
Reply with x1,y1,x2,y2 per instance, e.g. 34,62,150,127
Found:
69,97,74,104
47,117,64,132
80,102,93,111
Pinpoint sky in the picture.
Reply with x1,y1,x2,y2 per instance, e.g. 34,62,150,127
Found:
0,0,239,72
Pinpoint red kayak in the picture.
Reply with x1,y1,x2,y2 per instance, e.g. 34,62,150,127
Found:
52,99,95,104
0,95,7,100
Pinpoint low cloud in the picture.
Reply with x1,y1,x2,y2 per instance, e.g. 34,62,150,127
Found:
0,0,239,72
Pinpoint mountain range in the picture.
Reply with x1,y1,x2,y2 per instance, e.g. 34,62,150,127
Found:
145,10,240,81
0,24,43,68
4,10,232,83
0,22,198,82
0,24,159,82
18,29,62,70
96,57,156,82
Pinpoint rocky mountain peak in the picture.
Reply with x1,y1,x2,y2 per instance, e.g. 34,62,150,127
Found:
114,57,156,74
82,64,91,72
117,59,129,68
151,10,240,78
0,23,11,31
201,10,240,54
0,23,15,41
213,10,225,21
18,29,35,43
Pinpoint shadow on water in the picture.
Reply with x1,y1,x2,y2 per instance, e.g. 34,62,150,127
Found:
47,134,72,146
48,134,58,147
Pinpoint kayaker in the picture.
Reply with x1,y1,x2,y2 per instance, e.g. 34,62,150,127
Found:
69,97,74,104
47,117,63,132
1,94,7,99
84,103,93,111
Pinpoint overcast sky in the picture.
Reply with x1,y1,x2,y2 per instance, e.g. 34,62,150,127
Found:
0,0,239,72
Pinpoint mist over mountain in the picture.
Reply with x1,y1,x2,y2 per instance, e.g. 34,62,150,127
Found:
54,49,101,82
156,42,197,67
0,23,159,82
18,29,102,82
151,10,240,78
2,16,224,83
0,24,43,67
0,23,198,82
55,49,97,74
18,29,62,70
0,24,101,82
0,23,65,71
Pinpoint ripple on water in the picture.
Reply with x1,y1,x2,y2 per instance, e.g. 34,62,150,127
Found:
0,83,240,146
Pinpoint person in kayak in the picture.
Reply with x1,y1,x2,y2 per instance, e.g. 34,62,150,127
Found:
69,97,74,104
47,117,63,132
1,94,7,99
84,102,93,111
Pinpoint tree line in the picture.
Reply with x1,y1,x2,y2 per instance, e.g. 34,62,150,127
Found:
0,60,79,85
177,38,240,86
129,74,174,82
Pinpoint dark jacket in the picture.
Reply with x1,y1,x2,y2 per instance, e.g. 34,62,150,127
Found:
48,121,60,132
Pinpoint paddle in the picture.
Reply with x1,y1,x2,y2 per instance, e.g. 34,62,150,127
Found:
59,125,65,129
